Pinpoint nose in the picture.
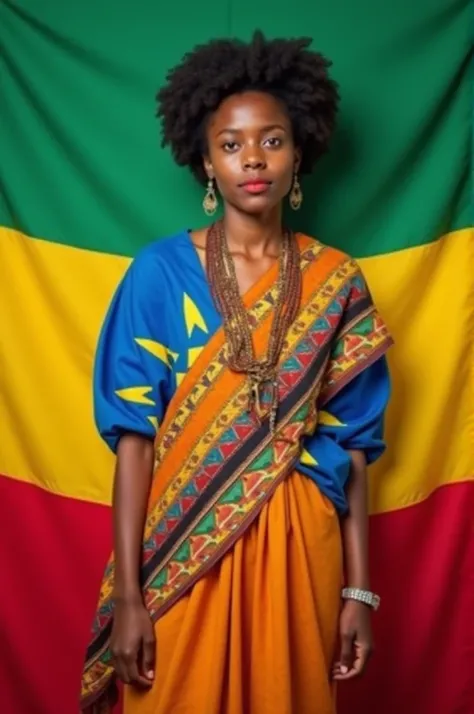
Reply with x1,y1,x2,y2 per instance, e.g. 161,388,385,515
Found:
242,146,267,171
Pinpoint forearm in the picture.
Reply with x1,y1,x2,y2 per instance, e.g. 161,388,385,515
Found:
341,449,370,589
113,434,155,603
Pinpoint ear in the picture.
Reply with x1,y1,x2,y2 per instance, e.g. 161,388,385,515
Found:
293,148,302,174
203,156,214,180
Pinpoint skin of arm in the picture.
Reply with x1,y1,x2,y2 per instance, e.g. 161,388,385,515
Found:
113,434,155,602
342,449,370,590
333,448,374,680
110,433,156,687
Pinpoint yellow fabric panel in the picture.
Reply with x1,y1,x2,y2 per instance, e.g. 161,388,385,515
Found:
0,228,127,503
0,227,472,513
359,229,473,512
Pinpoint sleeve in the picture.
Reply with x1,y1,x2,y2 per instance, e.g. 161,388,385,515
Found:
317,354,390,463
298,356,391,512
296,256,393,514
92,250,171,453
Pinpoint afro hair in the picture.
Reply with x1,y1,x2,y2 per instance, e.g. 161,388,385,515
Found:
156,31,340,183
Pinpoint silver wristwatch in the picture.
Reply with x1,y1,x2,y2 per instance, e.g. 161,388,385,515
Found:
341,587,381,611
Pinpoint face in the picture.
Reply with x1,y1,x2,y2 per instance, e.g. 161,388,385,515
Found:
203,91,301,216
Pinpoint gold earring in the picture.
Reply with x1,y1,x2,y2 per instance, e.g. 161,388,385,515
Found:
289,173,303,211
203,178,218,216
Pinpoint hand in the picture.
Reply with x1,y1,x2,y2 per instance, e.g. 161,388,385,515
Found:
332,600,373,680
110,598,156,688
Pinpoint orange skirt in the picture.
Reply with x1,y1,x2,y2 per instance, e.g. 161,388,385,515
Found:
125,471,343,714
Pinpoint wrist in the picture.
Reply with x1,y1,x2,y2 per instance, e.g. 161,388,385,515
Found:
113,587,143,606
346,580,370,590
344,570,370,590
342,598,372,613
341,586,380,611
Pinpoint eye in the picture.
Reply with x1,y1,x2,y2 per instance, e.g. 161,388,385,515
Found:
263,136,283,148
222,141,239,152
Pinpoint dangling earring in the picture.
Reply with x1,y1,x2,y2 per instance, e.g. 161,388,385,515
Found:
203,177,218,216
289,173,303,210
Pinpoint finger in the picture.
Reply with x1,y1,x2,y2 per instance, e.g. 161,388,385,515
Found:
111,654,128,685
333,667,358,681
339,632,354,675
123,652,152,688
352,645,372,676
333,646,372,680
141,636,156,681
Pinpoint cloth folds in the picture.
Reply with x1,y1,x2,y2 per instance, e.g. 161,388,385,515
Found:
124,471,342,714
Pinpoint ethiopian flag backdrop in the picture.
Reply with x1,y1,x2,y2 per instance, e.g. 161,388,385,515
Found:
1,1,472,713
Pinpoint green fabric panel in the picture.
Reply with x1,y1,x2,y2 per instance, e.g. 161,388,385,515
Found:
1,0,472,258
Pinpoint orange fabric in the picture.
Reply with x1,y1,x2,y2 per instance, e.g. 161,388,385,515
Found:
124,471,342,714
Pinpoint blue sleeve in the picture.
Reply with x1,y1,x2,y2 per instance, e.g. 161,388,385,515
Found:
297,356,391,512
317,354,390,464
93,250,171,453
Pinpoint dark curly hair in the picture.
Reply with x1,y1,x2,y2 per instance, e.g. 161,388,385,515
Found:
156,31,340,184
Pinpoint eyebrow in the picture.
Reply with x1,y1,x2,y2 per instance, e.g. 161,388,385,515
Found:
216,124,288,137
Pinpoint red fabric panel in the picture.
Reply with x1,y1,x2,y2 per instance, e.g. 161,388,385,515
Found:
0,475,472,714
339,481,474,714
0,476,114,714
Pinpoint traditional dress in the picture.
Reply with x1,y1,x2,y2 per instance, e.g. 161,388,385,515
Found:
81,231,392,713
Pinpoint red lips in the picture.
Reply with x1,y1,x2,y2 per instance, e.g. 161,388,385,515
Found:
240,180,271,193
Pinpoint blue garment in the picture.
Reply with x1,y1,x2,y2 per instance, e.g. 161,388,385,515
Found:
93,230,390,513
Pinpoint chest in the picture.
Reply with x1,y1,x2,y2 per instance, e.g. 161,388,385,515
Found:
231,254,278,296
194,245,277,296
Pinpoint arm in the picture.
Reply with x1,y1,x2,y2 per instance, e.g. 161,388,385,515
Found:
298,357,391,680
309,267,393,679
333,382,388,680
92,250,170,688
333,449,374,680
113,434,155,604
110,434,156,688
342,449,370,591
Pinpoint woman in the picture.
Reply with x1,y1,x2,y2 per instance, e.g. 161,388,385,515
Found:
81,31,392,714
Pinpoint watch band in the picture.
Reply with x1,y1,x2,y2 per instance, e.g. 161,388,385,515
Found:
341,587,381,611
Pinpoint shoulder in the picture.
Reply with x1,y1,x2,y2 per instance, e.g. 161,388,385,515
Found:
130,230,189,269
123,229,190,283
111,230,190,310
300,235,372,303
298,233,359,270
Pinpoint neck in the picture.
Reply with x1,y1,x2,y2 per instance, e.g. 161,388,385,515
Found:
221,204,283,257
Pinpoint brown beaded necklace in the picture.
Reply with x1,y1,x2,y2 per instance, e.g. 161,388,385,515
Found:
206,219,302,433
